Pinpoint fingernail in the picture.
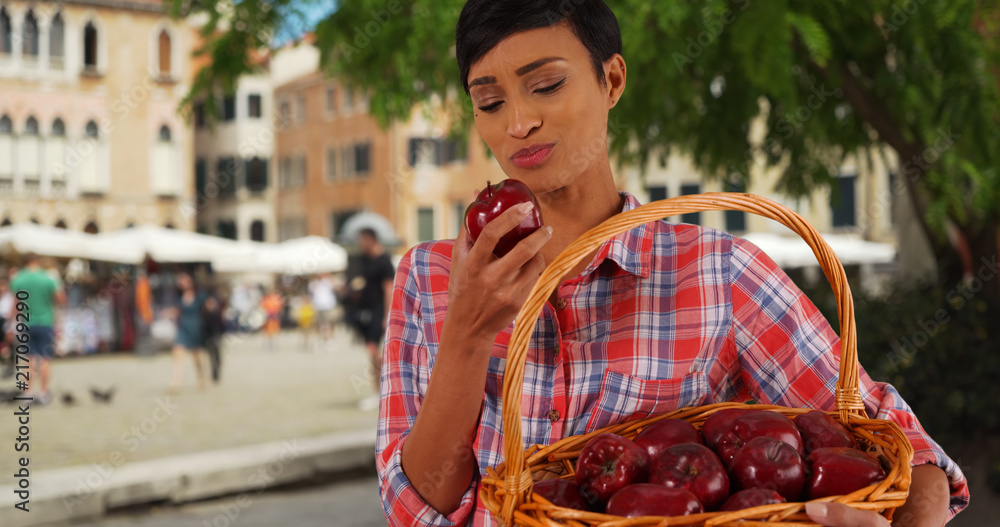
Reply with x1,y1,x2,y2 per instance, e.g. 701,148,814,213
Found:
519,202,534,214
544,226,553,236
805,502,827,519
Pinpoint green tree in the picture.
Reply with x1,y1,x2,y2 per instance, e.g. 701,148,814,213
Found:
174,0,1000,294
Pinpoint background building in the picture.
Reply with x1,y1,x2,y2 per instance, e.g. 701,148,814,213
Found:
0,0,196,232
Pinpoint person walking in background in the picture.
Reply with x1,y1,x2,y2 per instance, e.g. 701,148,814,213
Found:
347,228,395,411
295,295,316,348
167,272,215,392
308,273,338,341
10,254,65,405
201,279,224,384
260,288,284,350
0,277,14,378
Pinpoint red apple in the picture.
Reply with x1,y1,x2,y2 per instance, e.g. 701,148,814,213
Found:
464,179,544,257
719,488,786,511
605,484,703,517
717,411,805,467
804,447,887,500
728,436,805,502
794,410,858,454
574,433,650,506
649,443,730,511
532,478,590,510
702,407,755,451
634,419,703,461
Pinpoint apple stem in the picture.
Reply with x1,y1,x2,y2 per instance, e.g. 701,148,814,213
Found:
486,181,492,199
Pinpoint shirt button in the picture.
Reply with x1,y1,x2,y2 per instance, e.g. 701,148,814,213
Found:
554,298,567,310
547,409,560,422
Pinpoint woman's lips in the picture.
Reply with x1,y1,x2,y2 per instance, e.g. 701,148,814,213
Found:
510,143,554,169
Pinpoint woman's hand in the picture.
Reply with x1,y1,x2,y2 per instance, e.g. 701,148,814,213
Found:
806,503,890,526
445,201,552,345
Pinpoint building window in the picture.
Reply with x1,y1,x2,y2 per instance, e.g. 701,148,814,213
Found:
353,142,371,177
83,22,98,70
157,29,171,78
326,147,336,181
52,118,65,136
279,100,291,124
724,181,747,233
23,10,39,58
646,185,667,202
831,175,857,228
331,210,358,240
325,85,336,114
194,102,205,128
0,8,10,55
80,121,102,193
50,13,64,68
195,158,207,196
343,87,355,110
296,95,306,123
217,220,237,240
84,221,99,234
54,219,67,229
679,183,701,225
417,207,435,242
454,202,465,238
297,154,307,186
25,116,39,135
49,119,67,192
152,125,176,195
408,137,466,166
248,94,262,118
250,220,265,242
216,156,238,197
220,96,236,121
245,157,268,192
0,115,12,187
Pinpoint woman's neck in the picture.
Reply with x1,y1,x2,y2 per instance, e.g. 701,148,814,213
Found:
536,170,623,269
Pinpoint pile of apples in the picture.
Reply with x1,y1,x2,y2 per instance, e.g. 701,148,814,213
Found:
532,409,888,517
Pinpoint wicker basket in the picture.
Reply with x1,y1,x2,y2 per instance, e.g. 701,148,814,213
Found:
479,193,914,526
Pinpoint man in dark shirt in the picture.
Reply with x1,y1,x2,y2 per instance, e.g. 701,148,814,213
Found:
347,228,395,410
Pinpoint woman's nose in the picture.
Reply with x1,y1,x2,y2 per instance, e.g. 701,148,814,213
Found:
506,97,541,139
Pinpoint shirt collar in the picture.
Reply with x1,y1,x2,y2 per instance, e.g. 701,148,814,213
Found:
577,192,653,279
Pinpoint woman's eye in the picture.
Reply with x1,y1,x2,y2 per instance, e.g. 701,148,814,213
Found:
535,78,566,94
477,101,503,113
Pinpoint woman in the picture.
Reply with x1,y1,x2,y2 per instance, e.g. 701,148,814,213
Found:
168,272,214,391
377,1,967,526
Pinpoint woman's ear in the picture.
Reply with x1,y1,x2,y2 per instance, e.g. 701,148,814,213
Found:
605,54,627,108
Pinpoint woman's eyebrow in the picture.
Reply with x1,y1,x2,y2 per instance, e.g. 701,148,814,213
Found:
469,57,567,88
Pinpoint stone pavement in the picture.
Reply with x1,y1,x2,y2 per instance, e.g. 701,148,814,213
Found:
0,328,380,526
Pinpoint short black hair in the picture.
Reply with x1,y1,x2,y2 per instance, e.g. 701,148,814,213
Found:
359,227,378,242
456,0,622,94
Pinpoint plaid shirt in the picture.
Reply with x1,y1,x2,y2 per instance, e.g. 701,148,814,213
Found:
377,193,969,526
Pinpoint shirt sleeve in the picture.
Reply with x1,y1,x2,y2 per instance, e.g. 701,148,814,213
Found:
728,238,970,520
377,247,477,527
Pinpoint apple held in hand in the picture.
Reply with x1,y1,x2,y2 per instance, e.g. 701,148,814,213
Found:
719,488,785,512
605,484,704,517
634,419,703,461
649,443,730,511
728,436,806,502
804,447,887,500
794,410,858,454
532,478,591,510
717,411,805,467
464,179,544,257
574,433,650,506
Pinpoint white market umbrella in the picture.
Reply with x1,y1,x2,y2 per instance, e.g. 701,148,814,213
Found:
0,223,143,263
740,232,896,268
212,236,348,275
96,225,254,263
338,211,402,246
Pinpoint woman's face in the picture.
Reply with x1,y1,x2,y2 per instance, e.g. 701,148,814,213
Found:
467,23,625,198
177,273,192,290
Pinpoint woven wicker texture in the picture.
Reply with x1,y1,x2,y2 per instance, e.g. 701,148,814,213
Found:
480,193,914,526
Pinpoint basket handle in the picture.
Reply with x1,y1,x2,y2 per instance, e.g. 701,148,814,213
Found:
497,192,866,522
